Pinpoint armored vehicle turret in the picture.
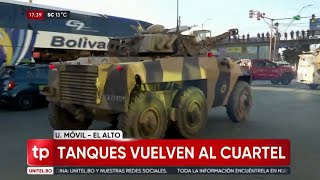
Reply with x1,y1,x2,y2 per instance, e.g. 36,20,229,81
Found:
107,24,238,57
42,24,252,139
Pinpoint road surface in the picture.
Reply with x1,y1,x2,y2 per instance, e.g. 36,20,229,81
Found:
0,82,319,180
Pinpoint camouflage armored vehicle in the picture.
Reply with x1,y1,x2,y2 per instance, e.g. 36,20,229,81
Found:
42,24,252,139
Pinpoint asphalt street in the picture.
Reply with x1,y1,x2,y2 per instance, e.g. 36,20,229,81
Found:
0,81,319,180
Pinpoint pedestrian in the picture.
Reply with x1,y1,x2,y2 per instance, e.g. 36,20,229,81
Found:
290,30,294,39
277,33,281,40
242,34,245,41
261,32,265,41
284,32,288,40
296,30,299,39
311,30,315,37
247,33,250,41
301,30,305,39
306,29,310,38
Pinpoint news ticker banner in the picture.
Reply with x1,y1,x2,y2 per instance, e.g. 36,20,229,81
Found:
27,130,290,175
27,167,290,175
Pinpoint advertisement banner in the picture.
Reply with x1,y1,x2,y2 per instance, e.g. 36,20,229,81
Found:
310,18,320,35
226,47,242,53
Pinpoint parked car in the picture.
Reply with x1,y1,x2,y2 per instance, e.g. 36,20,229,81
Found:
239,59,296,85
0,63,49,110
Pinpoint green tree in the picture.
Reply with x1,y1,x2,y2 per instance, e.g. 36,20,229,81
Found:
282,44,310,64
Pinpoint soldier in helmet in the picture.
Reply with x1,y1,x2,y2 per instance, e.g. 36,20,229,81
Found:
242,34,245,41
266,32,270,39
247,33,250,41
261,32,265,41
296,30,299,39
306,29,310,38
257,33,261,40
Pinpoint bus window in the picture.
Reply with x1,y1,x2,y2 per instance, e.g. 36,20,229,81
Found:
0,4,15,28
14,5,30,29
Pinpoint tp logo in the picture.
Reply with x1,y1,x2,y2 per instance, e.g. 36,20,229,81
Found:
27,139,53,166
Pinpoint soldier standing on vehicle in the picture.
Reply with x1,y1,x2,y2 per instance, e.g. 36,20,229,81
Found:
290,30,294,39
284,32,288,40
306,29,310,38
257,33,261,40
266,32,270,40
242,34,245,41
261,32,265,41
301,30,305,39
296,30,300,39
247,33,250,41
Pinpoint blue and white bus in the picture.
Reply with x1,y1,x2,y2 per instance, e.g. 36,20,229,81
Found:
0,0,152,66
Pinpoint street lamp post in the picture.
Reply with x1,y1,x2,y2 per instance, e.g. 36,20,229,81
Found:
202,18,212,30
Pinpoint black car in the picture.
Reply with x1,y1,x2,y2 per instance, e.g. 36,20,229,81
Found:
0,63,49,110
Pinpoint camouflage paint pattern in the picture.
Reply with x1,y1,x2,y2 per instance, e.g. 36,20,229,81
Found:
42,24,249,120
44,56,247,114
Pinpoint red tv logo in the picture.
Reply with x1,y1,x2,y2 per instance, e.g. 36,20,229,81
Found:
27,139,53,166
32,146,49,161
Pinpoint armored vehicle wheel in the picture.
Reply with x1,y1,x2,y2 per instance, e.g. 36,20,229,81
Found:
171,87,207,138
117,92,167,139
308,84,319,90
226,81,252,123
48,103,91,130
271,80,280,85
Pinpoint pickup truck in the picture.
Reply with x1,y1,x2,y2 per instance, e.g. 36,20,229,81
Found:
239,59,296,85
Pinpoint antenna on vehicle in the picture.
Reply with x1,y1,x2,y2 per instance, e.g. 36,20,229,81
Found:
136,21,144,33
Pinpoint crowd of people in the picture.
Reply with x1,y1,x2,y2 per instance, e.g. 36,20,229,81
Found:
227,29,318,42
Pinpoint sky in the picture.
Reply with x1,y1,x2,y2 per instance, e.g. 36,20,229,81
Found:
17,0,320,36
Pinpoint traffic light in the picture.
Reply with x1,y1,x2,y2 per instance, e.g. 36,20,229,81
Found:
249,10,254,18
293,15,301,21
311,14,315,23
256,12,261,20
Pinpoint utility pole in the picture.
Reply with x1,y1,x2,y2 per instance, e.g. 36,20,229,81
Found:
269,19,274,61
273,22,279,61
176,0,180,34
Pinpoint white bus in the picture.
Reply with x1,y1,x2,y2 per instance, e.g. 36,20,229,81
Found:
297,44,320,89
